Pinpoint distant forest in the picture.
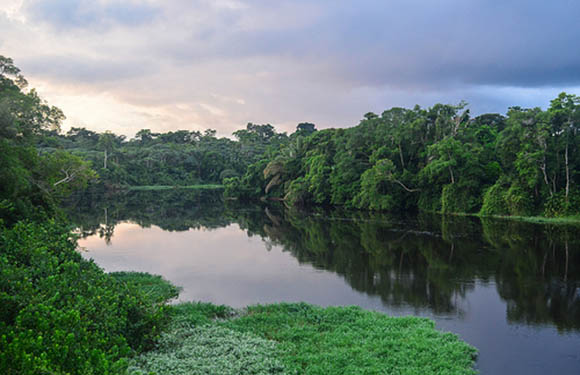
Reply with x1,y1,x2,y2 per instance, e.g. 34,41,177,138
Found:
1,55,579,222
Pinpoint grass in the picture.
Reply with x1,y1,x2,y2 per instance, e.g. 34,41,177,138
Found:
129,301,478,375
126,184,224,191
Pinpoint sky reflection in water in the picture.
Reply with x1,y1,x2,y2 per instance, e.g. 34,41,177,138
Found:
71,191,580,375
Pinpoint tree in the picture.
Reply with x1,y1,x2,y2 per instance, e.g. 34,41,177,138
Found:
97,132,116,169
294,122,316,137
548,93,580,201
134,129,156,145
0,55,27,89
0,56,65,139
36,151,97,198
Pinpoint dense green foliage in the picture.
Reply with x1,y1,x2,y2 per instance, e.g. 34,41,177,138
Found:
37,122,289,189
3,54,579,220
0,221,177,374
0,56,95,224
0,55,179,375
129,302,477,375
226,98,579,218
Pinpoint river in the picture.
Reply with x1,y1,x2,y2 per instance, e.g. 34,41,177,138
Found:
65,189,580,375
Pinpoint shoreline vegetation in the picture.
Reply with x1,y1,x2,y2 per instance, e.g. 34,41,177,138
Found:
432,210,580,225
33,94,580,224
477,213,580,225
3,54,577,225
0,55,573,374
128,299,478,375
108,184,580,225
126,185,580,225
0,220,478,374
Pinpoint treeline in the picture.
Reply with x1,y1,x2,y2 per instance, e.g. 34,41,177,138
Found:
226,97,580,218
3,51,579,220
37,122,300,187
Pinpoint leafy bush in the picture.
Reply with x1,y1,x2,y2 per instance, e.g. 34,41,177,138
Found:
0,221,174,375
543,190,580,217
418,188,443,213
505,183,534,216
284,177,311,206
352,159,398,211
480,180,509,216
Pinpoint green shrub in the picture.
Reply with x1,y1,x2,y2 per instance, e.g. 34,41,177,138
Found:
505,183,534,216
0,221,174,375
284,177,311,206
418,188,443,213
480,180,509,216
543,190,580,217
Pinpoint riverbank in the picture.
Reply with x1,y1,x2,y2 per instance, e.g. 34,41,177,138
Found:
482,214,580,225
439,210,580,226
1,221,477,374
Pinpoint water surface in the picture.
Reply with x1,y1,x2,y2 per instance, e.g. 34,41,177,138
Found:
67,190,580,375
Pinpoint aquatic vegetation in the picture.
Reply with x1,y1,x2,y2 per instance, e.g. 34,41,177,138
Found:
129,302,286,374
110,271,181,304
128,323,286,375
226,303,478,375
130,302,478,375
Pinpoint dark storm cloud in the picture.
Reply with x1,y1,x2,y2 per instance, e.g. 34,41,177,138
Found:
323,0,580,88
20,0,580,89
24,0,159,29
158,0,580,89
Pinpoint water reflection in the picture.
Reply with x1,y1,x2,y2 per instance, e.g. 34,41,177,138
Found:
65,189,580,332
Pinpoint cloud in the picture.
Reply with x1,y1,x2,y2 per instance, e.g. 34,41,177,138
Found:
144,0,580,89
24,0,159,30
1,0,579,136
21,55,158,84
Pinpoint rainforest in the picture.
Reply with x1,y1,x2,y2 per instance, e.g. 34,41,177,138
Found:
1,53,579,375
26,88,580,222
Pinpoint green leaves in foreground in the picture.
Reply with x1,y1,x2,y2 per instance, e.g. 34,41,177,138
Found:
0,222,177,375
130,302,477,375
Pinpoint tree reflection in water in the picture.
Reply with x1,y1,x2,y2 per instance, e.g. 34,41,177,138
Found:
65,190,580,331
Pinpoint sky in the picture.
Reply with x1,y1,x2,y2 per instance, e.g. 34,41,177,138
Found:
1,0,579,138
